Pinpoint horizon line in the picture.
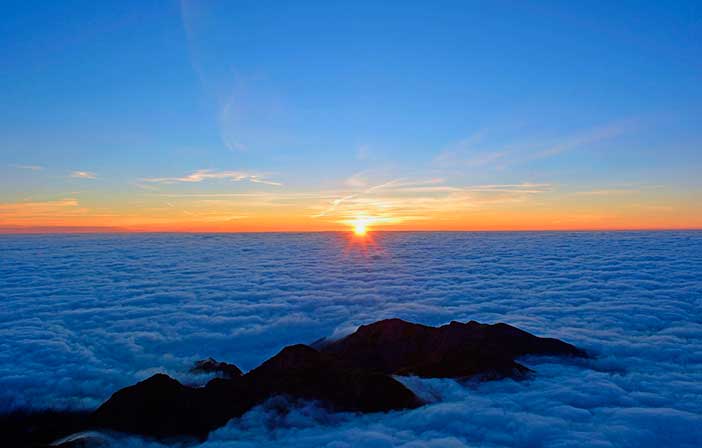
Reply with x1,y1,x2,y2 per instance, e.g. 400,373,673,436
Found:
1,227,700,236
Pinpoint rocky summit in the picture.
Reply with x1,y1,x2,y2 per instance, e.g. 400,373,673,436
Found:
316,318,587,379
189,358,243,379
8,318,587,446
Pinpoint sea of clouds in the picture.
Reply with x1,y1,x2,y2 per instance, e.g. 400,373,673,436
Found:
1,231,701,447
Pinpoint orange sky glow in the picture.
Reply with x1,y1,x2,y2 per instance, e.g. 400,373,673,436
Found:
1,183,699,233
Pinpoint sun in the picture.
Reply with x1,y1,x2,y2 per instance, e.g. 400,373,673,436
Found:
349,217,371,236
353,222,367,236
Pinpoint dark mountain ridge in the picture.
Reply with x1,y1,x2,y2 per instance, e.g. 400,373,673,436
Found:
5,318,587,446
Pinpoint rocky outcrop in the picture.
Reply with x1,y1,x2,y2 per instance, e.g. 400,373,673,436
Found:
245,344,421,413
316,318,586,379
92,344,420,440
190,358,243,379
91,374,220,440
8,318,586,445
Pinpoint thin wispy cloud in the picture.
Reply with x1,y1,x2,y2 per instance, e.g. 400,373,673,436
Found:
0,198,79,212
434,121,633,172
155,192,324,199
434,148,509,169
70,171,97,179
312,178,441,218
157,199,251,223
344,172,369,188
312,194,357,218
433,130,509,169
142,170,281,186
312,178,550,224
572,189,639,196
463,183,551,193
533,122,632,159
10,164,44,171
0,198,86,224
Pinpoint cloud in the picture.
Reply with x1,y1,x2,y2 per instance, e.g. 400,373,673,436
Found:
0,199,82,219
142,170,281,186
311,179,549,223
10,164,44,171
572,189,639,196
0,198,91,227
434,122,632,170
433,130,508,169
434,148,507,169
462,183,551,193
0,198,78,211
1,232,701,447
533,122,631,159
71,171,97,179
344,172,369,188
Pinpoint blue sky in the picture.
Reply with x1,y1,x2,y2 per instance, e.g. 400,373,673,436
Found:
0,0,700,230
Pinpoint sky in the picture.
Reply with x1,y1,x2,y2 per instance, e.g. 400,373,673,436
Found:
1,0,701,232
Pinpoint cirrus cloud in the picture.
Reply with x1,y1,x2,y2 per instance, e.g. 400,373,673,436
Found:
70,171,97,179
142,170,281,186
10,164,44,171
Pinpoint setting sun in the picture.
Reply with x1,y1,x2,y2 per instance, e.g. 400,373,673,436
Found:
345,216,395,236
353,221,368,236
